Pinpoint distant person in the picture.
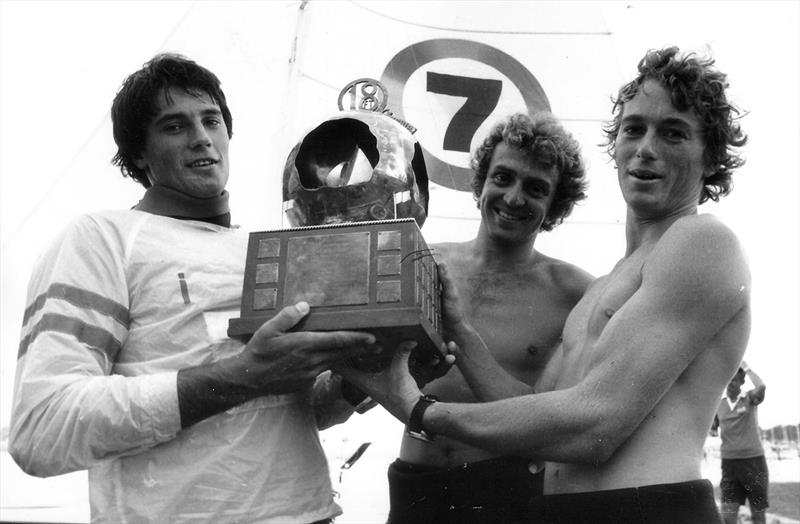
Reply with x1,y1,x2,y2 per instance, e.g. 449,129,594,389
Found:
342,46,749,524
711,362,768,524
9,53,379,523
388,113,593,524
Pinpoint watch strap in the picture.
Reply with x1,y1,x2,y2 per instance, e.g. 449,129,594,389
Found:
407,394,438,441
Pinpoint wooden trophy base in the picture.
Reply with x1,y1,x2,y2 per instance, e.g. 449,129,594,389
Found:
228,219,443,365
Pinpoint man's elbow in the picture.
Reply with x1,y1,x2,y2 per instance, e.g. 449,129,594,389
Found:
9,422,73,477
530,428,619,465
9,439,59,478
586,434,618,464
565,433,617,465
752,385,766,404
565,419,629,465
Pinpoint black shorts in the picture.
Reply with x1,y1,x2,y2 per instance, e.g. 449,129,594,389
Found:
720,455,769,510
387,456,543,524
529,479,721,524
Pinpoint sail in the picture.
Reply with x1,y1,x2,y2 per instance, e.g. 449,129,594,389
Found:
283,1,627,239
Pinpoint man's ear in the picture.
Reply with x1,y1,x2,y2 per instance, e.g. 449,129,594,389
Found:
702,159,716,179
133,155,148,171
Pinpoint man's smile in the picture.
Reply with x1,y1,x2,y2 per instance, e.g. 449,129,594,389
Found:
186,158,218,168
628,168,662,181
495,207,532,222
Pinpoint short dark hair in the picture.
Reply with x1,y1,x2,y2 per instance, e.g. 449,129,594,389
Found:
603,46,747,204
110,53,233,187
471,112,587,231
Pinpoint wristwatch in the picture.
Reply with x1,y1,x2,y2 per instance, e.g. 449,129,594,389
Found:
406,394,439,442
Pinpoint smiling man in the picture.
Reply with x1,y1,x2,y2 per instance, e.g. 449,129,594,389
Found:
9,53,379,524
342,47,750,523
387,113,593,524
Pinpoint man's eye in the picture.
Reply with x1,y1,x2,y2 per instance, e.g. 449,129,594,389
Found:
163,124,183,133
528,185,548,197
205,118,221,128
621,125,643,136
664,129,688,140
492,173,511,184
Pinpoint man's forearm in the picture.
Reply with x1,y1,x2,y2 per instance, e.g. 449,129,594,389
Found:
419,390,610,464
745,367,766,389
11,372,180,476
743,366,766,403
177,361,256,429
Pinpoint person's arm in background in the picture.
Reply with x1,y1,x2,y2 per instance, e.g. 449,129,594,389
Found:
741,361,766,405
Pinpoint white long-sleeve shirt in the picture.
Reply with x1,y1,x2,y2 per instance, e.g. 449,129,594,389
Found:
10,210,342,523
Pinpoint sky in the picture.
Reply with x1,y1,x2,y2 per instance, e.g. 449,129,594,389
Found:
0,0,798,438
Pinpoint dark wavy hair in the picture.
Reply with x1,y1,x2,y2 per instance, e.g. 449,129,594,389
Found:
471,112,587,231
110,53,233,187
603,47,747,203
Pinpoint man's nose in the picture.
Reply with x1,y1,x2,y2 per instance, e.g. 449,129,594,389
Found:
189,124,212,148
504,184,524,206
635,130,657,160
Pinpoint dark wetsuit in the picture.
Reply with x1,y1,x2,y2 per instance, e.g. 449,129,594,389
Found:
387,456,543,524
529,479,721,524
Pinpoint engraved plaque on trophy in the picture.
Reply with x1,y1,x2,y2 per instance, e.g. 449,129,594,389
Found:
227,219,442,364
228,79,443,366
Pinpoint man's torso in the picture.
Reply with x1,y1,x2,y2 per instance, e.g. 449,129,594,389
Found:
401,240,586,467
544,216,750,493
57,211,338,523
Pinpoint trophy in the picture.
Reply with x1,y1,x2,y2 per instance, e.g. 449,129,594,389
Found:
228,79,443,368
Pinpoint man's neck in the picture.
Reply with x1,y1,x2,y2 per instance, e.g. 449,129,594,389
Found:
624,207,697,256
472,228,539,269
134,185,231,227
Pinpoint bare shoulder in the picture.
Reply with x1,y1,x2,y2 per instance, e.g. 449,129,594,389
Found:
431,241,460,260
646,214,750,315
537,253,595,303
663,213,742,246
430,241,473,267
652,214,749,279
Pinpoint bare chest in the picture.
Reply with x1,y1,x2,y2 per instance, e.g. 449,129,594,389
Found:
464,272,573,382
557,257,645,386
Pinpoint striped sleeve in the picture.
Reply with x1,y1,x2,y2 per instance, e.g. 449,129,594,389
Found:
9,214,181,477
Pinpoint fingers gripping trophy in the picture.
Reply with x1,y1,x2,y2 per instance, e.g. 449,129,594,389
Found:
229,79,444,370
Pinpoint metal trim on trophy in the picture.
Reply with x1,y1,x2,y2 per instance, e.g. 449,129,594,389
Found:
229,79,443,367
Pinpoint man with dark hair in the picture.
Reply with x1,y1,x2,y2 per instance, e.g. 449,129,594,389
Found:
343,46,750,523
711,362,769,524
387,112,593,524
9,53,378,523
